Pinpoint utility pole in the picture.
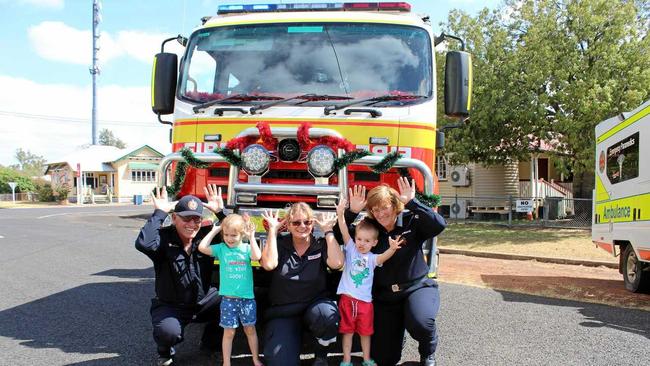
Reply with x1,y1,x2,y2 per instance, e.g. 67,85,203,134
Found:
90,0,102,145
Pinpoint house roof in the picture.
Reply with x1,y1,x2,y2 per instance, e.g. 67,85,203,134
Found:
45,144,162,174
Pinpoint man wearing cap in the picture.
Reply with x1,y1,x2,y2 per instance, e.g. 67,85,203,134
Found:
135,184,226,365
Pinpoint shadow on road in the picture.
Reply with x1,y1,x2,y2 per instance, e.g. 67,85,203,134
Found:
482,275,650,340
0,267,356,365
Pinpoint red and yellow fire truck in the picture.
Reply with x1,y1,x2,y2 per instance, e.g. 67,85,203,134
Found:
150,2,472,275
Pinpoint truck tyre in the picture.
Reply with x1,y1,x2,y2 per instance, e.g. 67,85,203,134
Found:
622,245,649,293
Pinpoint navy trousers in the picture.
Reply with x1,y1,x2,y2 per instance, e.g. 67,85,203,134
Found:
371,284,440,366
150,297,222,357
263,299,340,366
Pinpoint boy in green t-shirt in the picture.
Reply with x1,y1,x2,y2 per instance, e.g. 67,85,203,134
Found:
198,214,263,366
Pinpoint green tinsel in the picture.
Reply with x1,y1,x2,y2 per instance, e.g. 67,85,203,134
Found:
370,151,402,173
398,168,441,208
333,150,372,170
213,147,243,168
180,147,211,169
166,161,188,199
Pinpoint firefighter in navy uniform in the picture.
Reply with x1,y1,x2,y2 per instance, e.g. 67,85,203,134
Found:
135,185,226,366
337,178,446,366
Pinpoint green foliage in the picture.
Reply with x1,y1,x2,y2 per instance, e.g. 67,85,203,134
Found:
36,183,55,202
14,148,47,177
0,167,36,193
439,0,650,182
53,184,71,200
99,129,127,149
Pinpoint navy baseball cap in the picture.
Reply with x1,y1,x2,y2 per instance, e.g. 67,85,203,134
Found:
174,195,203,217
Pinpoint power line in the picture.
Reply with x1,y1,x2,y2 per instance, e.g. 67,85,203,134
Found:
0,110,160,128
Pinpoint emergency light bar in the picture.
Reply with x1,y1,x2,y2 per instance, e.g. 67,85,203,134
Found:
217,2,411,15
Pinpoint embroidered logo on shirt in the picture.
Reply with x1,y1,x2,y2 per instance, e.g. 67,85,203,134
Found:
307,253,322,260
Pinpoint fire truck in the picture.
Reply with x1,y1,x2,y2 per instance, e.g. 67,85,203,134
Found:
150,2,472,276
593,100,650,292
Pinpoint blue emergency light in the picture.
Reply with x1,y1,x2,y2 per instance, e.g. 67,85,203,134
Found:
217,2,411,15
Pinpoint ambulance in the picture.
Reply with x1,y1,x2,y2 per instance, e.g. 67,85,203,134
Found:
593,100,650,292
150,2,472,275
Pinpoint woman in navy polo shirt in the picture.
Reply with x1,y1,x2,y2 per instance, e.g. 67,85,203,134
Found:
260,202,344,366
340,177,446,366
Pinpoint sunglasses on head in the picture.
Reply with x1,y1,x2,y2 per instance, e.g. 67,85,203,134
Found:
179,215,202,224
289,219,313,227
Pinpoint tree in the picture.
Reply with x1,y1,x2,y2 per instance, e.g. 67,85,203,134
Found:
98,129,127,149
439,0,650,196
0,167,35,193
14,148,47,177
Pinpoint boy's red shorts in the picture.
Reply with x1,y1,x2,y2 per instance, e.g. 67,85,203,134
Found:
338,294,374,336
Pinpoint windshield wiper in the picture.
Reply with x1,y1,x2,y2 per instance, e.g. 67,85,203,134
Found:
324,94,428,115
249,94,353,114
192,94,283,113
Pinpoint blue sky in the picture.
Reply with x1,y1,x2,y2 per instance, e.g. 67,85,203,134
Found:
0,0,497,166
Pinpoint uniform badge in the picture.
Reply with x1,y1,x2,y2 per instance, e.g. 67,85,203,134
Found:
188,199,198,210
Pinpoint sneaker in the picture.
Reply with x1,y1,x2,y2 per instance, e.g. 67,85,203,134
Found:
340,362,353,366
420,354,436,366
362,360,377,366
157,356,173,366
313,356,328,366
317,336,337,347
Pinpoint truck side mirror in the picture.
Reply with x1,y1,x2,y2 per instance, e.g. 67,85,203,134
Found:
151,52,178,115
444,51,472,118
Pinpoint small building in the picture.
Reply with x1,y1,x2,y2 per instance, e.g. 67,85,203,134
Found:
45,145,163,203
436,141,573,219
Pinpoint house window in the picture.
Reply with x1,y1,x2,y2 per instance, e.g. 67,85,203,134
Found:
436,156,448,180
131,170,157,182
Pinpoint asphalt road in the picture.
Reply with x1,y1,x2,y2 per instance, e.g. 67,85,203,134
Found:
0,205,648,366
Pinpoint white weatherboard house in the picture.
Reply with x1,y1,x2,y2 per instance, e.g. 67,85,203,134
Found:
45,145,163,203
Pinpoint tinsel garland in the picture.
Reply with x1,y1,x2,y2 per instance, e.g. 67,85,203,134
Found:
226,121,278,151
297,122,355,152
165,160,188,199
213,147,243,168
370,151,402,173
333,150,372,171
181,147,210,169
398,168,441,207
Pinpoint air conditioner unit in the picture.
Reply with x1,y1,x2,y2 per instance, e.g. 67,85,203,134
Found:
450,199,468,219
450,166,470,186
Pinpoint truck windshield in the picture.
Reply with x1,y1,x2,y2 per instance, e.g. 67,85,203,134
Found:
179,22,432,105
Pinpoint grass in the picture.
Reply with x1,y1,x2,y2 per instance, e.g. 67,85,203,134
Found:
438,222,616,262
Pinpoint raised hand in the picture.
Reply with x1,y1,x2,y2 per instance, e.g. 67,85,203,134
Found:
151,187,176,213
397,177,416,204
243,213,256,238
388,234,405,250
202,184,224,213
348,185,367,213
316,212,337,232
261,210,282,232
336,197,348,218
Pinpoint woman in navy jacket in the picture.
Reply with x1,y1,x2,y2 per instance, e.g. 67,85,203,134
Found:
339,177,446,366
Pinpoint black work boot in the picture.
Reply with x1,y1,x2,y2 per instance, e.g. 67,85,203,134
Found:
421,354,436,366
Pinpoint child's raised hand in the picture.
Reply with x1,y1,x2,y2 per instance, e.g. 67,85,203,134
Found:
262,210,282,232
243,213,256,238
336,197,348,217
388,234,404,250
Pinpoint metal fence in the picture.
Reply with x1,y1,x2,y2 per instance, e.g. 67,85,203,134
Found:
0,192,39,202
439,195,592,229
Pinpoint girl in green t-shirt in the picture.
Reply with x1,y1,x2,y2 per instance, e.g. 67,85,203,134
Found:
198,214,263,366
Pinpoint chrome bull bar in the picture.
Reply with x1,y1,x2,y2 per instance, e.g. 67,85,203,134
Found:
157,127,439,275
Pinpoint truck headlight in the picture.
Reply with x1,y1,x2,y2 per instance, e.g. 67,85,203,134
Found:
241,144,270,176
307,145,335,177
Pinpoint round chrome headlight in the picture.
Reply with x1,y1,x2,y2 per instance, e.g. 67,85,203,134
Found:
241,144,270,175
307,145,335,177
